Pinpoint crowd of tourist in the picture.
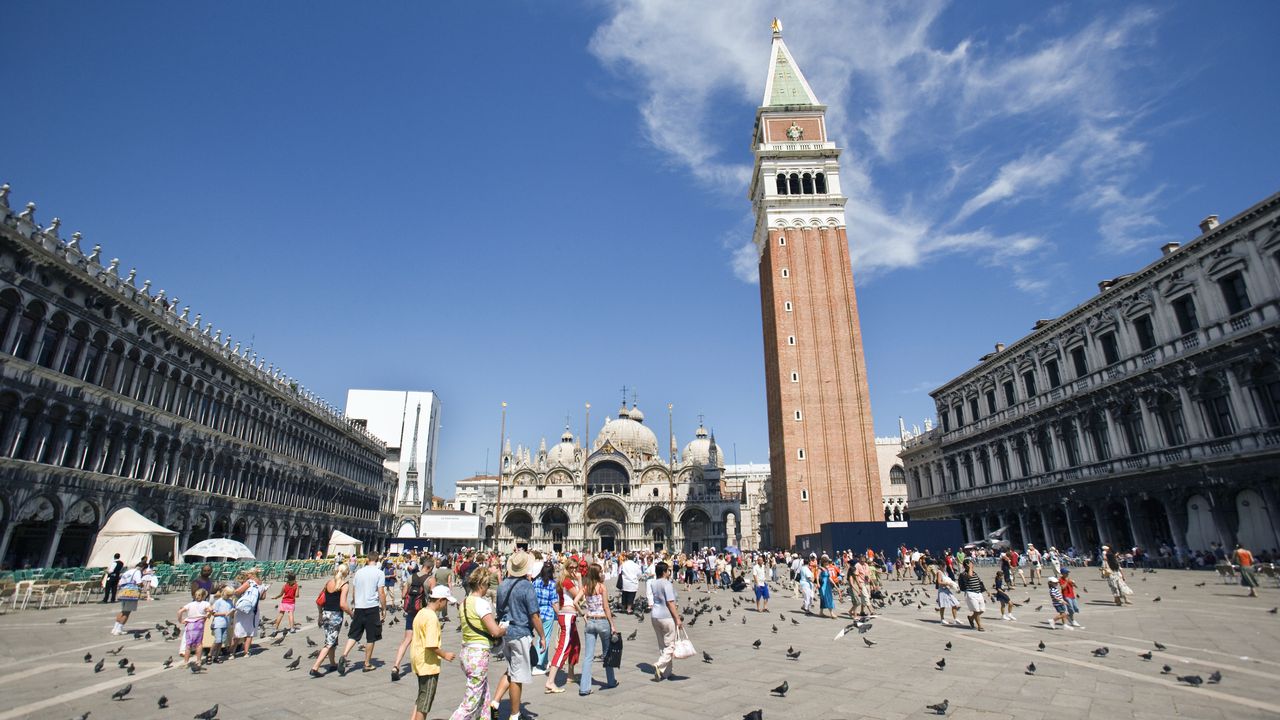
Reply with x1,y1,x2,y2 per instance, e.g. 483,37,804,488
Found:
94,538,1273,720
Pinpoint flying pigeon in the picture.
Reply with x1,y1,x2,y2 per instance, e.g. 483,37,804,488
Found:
111,684,132,701
1025,663,1036,675
858,623,872,634
771,680,789,696
158,696,169,709
926,699,949,715
935,658,946,670
1208,671,1222,684
193,705,219,719
107,646,123,656
1177,675,1203,687
702,651,714,663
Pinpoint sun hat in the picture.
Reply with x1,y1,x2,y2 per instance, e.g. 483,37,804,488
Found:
1047,576,1059,583
429,585,458,603
506,551,530,577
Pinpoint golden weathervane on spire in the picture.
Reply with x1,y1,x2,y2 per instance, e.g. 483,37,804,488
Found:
771,17,783,34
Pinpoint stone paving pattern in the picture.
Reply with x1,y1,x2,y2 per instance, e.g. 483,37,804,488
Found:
2,570,1279,719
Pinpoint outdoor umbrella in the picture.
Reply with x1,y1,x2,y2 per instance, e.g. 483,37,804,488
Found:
183,538,255,560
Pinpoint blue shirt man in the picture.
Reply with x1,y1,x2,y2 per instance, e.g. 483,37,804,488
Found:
496,574,538,640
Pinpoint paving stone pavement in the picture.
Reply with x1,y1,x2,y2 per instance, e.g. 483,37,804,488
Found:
2,569,1279,719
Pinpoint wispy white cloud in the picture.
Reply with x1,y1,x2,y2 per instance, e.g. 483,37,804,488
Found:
589,1,1167,290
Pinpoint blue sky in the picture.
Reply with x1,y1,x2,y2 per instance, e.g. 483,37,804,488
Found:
3,2,1277,499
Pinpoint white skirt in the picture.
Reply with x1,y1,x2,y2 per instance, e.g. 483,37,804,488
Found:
962,591,986,613
936,588,960,608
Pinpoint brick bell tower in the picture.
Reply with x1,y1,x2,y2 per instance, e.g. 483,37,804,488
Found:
751,19,881,548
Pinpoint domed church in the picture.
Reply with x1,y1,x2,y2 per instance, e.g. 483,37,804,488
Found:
494,404,769,553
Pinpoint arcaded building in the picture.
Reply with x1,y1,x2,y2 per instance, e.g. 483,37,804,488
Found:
491,404,770,553
0,184,398,568
752,22,882,547
903,192,1280,555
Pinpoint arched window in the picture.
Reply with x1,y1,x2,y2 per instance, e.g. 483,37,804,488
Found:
11,301,45,360
1251,364,1280,426
1119,402,1146,454
788,174,801,194
776,173,787,195
889,465,906,484
801,173,814,194
815,173,827,193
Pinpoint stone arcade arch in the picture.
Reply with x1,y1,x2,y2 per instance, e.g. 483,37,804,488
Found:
680,507,711,552
1236,489,1278,551
642,507,673,551
540,508,570,552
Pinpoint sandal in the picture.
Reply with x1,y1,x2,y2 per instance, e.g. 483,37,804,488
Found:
545,686,565,694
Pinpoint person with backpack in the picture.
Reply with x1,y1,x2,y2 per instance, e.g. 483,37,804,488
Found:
488,551,545,720
230,567,266,658
391,558,435,681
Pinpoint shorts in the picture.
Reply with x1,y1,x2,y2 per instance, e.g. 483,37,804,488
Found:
347,607,383,643
1052,602,1067,614
754,585,770,600
621,590,636,608
278,601,295,613
120,599,138,614
213,627,227,644
503,635,534,683
415,673,439,714
962,591,986,614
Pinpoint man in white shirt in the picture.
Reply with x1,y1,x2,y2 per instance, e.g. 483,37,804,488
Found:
619,552,642,613
751,555,770,612
789,554,804,597
340,553,388,675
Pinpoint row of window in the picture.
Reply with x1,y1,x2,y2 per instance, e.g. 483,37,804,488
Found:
775,172,828,195
916,367,1280,497
0,290,383,484
939,271,1259,433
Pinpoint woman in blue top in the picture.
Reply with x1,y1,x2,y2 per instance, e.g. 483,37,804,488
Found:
817,555,836,618
532,560,558,674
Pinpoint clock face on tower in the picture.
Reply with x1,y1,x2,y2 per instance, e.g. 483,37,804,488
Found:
786,122,804,140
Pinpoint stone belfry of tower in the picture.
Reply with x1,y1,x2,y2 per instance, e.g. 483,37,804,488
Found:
750,19,881,547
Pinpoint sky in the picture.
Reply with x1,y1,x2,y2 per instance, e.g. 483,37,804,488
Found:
2,2,1278,500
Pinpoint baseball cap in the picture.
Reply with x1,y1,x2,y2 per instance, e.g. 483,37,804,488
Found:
429,585,458,603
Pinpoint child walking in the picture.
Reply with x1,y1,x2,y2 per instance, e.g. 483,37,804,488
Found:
993,569,1016,621
411,585,458,720
179,588,213,666
272,573,299,631
1046,577,1072,630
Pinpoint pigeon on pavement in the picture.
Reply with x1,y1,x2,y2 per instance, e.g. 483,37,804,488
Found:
1209,671,1222,684
1177,675,1203,687
926,699,949,715
1025,663,1036,675
771,681,789,696
703,651,714,663
935,658,946,670
110,684,132,701
158,696,168,709
193,705,219,719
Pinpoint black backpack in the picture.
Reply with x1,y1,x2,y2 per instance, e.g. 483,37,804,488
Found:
405,575,427,614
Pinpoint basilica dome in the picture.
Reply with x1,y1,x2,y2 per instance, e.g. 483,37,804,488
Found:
547,428,577,466
682,425,724,467
596,405,660,458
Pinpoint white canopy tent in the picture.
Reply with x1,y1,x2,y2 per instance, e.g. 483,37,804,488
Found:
86,508,180,568
327,529,364,557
